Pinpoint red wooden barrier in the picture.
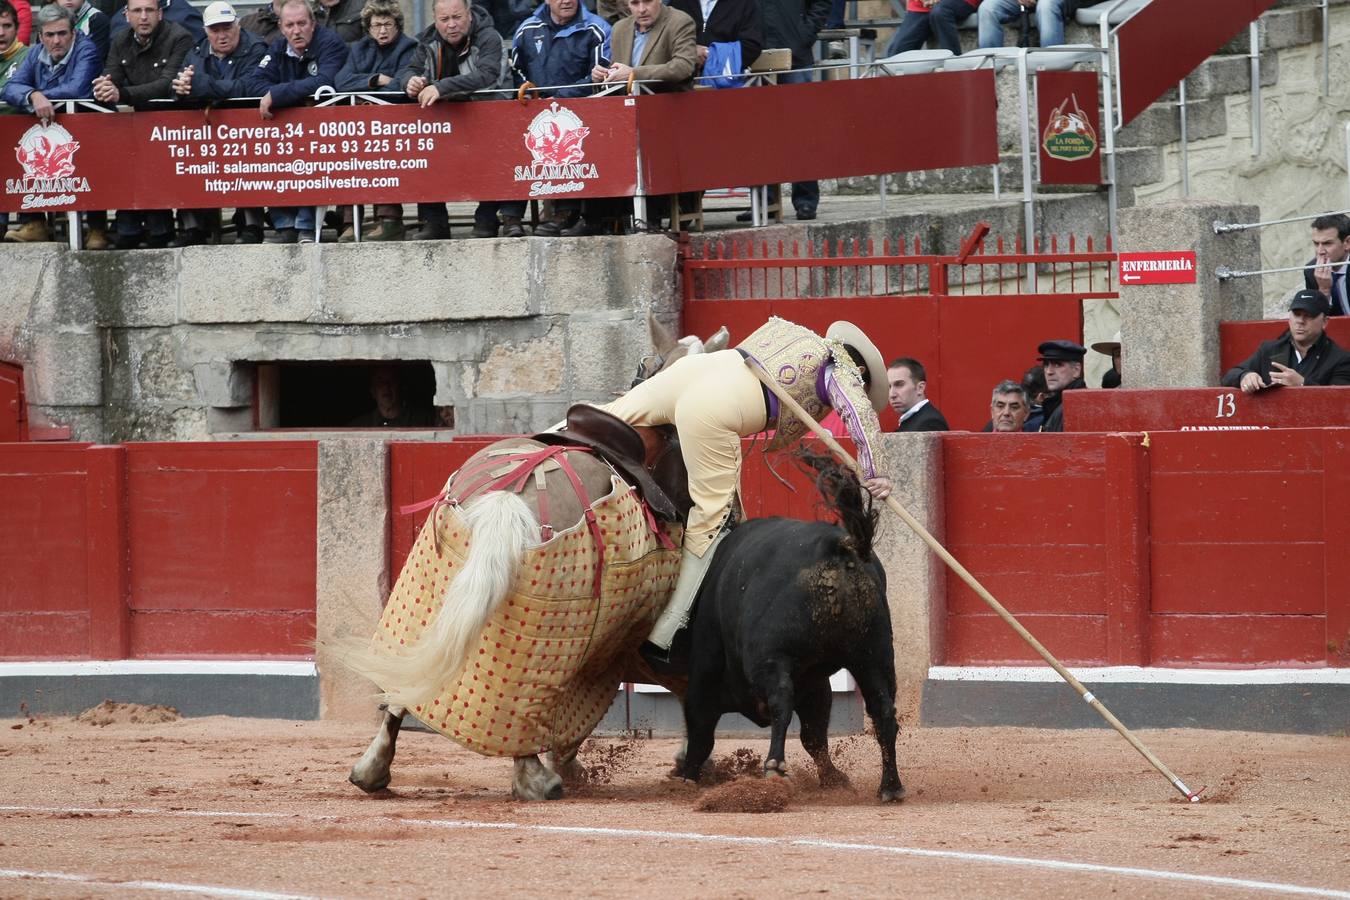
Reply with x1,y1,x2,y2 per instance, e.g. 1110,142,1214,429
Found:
0,441,317,660
0,361,23,442
683,295,1084,433
388,438,505,575
1219,318,1350,379
1065,386,1350,432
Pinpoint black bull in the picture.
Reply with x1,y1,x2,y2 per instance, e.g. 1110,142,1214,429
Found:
671,453,906,802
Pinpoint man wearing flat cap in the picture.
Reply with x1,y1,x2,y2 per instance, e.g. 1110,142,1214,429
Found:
1036,339,1086,432
1221,290,1350,393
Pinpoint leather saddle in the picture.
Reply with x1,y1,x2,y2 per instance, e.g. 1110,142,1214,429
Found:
533,405,686,523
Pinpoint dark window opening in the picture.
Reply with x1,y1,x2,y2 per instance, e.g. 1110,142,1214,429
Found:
260,361,449,429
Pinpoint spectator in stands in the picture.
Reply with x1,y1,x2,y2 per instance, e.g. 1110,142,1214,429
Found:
0,0,29,240
2,3,101,244
1221,290,1350,393
395,0,505,239
886,0,978,57
1036,339,1085,432
978,0,1077,49
1303,212,1350,317
240,0,283,45
334,0,417,243
986,379,1029,432
888,357,949,431
1021,364,1046,431
670,0,761,75
486,0,533,39
172,0,266,244
93,0,192,248
347,366,434,426
1092,331,1120,388
56,0,109,63
110,0,202,42
244,0,351,242
317,0,364,43
754,0,828,221
505,0,610,236
6,0,27,45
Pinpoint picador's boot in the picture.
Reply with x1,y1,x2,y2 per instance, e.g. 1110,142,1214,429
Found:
641,528,730,663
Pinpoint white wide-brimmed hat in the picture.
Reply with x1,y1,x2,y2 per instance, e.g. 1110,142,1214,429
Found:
826,320,888,413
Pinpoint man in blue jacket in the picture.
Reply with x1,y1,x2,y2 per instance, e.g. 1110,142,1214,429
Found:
500,0,608,236
1,3,100,244
244,0,349,241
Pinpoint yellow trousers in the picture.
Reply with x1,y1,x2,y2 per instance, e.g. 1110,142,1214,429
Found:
603,349,767,557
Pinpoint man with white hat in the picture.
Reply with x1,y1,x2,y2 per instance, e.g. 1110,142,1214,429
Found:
1091,331,1121,389
172,1,267,243
602,316,893,660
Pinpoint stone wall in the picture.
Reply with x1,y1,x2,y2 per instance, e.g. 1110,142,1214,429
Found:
2,236,680,442
1132,4,1350,317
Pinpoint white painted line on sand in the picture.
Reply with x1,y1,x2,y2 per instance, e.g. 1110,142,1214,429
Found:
0,660,317,677
3,804,1348,899
927,666,1350,685
0,867,319,900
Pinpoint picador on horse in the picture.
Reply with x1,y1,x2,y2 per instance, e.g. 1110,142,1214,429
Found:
341,316,899,801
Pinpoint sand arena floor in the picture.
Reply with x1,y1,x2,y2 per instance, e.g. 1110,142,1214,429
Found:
1,702,1347,899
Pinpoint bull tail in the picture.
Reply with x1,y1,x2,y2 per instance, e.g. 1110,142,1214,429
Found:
342,490,538,711
797,448,879,560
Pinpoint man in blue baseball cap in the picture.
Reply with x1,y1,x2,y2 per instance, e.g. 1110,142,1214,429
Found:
1036,339,1086,432
1222,290,1350,392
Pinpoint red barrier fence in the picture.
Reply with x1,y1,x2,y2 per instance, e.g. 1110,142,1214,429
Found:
943,428,1350,667
681,234,1111,432
0,441,317,659
1066,386,1350,433
1,74,997,213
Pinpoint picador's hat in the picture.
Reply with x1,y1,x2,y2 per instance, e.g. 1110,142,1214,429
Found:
826,321,888,413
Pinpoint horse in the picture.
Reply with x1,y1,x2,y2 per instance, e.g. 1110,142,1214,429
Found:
342,322,719,801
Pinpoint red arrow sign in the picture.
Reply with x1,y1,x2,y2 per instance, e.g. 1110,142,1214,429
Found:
1118,251,1198,285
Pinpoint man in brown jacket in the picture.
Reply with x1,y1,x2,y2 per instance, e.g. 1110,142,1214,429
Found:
591,0,695,92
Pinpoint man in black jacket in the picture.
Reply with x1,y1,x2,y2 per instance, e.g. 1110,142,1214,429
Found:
759,0,828,220
1036,339,1086,432
889,357,949,432
93,0,193,247
1301,212,1350,317
1222,290,1350,392
669,0,761,73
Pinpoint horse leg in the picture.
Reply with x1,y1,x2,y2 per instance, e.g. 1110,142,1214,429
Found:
850,663,905,803
349,704,405,793
545,741,586,785
512,755,564,801
797,675,850,790
756,659,795,777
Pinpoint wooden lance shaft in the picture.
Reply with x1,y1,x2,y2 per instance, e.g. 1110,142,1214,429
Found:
745,359,1201,802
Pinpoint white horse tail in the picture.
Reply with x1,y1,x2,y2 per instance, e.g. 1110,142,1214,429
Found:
347,490,538,711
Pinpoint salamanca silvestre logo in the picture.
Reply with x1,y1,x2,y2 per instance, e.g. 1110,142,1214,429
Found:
7,123,93,209
513,102,599,197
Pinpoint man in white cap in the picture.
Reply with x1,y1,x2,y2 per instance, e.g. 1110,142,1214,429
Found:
602,316,892,660
172,1,267,243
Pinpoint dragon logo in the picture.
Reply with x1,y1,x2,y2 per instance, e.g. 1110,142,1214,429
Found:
15,123,81,180
524,102,590,167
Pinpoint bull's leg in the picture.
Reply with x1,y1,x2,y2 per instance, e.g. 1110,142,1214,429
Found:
349,704,406,793
756,660,795,777
512,755,564,800
796,676,851,790
678,665,724,781
850,664,905,802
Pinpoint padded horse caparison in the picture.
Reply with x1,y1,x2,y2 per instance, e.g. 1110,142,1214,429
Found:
533,404,683,522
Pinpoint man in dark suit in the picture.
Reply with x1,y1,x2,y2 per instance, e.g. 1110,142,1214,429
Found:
1302,213,1350,317
889,357,949,432
669,0,761,73
1222,290,1350,392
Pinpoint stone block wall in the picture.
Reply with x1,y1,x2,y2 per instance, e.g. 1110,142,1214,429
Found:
2,236,680,442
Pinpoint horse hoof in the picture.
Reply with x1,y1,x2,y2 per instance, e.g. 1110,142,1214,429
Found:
349,768,391,794
763,759,789,778
819,770,852,790
878,785,907,803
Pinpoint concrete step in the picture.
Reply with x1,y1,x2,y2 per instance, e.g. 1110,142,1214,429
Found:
1117,95,1230,148
1218,4,1321,54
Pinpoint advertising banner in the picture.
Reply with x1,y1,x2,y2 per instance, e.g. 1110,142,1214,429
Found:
1036,70,1101,186
1,98,639,212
